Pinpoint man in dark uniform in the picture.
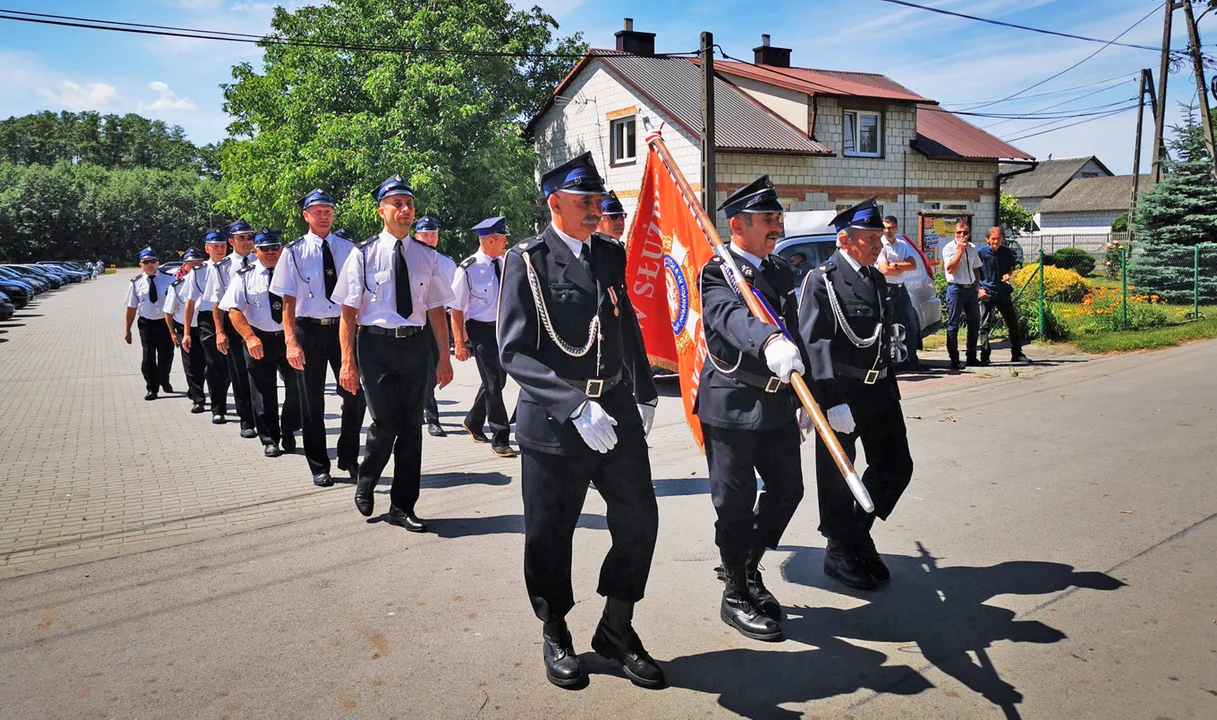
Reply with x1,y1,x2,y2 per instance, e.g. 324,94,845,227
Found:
697,176,810,642
596,190,628,243
220,228,302,458
182,230,233,424
797,199,915,591
164,248,208,412
452,216,513,458
123,247,175,400
206,221,259,438
412,215,457,437
273,188,364,487
499,152,664,690
333,175,454,532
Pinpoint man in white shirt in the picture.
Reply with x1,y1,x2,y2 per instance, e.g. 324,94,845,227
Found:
164,248,207,413
452,216,513,458
877,216,922,370
206,221,259,437
333,175,454,532
273,189,363,488
220,229,302,458
412,215,457,438
940,221,983,371
123,247,175,401
182,230,233,423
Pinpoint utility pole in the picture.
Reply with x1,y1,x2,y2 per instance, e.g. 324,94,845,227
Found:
1130,68,1159,230
700,31,717,223
1182,0,1217,179
1151,2,1175,182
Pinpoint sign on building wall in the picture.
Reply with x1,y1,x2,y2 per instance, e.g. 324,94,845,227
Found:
917,209,974,269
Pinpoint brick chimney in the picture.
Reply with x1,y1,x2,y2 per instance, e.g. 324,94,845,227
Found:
753,34,791,68
615,18,656,57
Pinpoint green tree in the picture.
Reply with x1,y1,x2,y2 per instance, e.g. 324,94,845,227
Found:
1132,106,1217,246
0,111,207,173
999,193,1033,237
218,0,584,254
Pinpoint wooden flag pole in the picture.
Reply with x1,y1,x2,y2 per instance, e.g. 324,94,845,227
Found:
643,120,874,513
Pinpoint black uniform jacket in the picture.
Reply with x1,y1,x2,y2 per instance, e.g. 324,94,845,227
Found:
797,249,900,411
694,248,811,431
498,225,657,455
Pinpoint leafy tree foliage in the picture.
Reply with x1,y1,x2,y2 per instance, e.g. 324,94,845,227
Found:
0,111,207,173
999,193,1033,237
219,0,584,254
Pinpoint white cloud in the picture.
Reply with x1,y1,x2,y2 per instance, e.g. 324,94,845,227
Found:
34,80,120,111
145,81,197,111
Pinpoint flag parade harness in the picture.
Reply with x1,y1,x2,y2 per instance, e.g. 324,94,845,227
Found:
821,265,907,384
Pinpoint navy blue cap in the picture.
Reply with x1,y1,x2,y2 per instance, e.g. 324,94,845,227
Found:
226,219,254,236
202,228,227,244
253,228,283,248
183,248,206,261
471,216,510,237
541,152,606,197
299,188,335,210
372,174,414,202
831,198,884,232
719,176,783,219
138,247,158,260
414,215,440,232
601,190,626,216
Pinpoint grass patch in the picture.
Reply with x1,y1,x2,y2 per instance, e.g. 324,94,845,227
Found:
1068,314,1217,353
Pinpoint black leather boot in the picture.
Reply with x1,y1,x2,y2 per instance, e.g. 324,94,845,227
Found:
354,474,376,517
746,546,783,621
824,538,878,591
854,516,890,583
720,565,784,641
542,620,586,689
591,598,667,689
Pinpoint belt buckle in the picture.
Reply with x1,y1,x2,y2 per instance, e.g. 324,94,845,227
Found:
864,369,880,385
585,378,604,398
393,326,411,338
764,376,783,393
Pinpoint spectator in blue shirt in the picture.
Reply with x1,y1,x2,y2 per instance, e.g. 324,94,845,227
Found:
977,227,1030,365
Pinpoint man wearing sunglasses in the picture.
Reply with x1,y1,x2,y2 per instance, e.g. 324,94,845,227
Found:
940,221,983,371
124,247,176,400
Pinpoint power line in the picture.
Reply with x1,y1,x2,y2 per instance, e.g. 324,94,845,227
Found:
982,79,1137,129
941,71,1136,108
875,0,1159,51
1004,105,1138,143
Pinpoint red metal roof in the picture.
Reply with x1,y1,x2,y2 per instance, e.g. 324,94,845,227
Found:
915,104,1034,161
704,60,933,103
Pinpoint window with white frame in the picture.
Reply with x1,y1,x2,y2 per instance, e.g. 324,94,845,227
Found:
842,110,882,157
924,201,970,212
610,116,636,164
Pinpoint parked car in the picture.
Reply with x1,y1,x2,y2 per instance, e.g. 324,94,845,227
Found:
1,266,50,293
15,264,64,289
0,280,31,309
38,261,89,282
776,210,942,338
0,290,14,321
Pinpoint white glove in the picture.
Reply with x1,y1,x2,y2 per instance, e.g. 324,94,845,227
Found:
638,403,656,438
571,400,618,453
763,335,805,383
826,404,855,434
797,408,812,434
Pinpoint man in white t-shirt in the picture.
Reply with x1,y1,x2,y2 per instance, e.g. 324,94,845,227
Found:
877,216,922,370
939,221,983,371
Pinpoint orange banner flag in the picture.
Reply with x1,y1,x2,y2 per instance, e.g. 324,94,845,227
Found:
625,146,715,449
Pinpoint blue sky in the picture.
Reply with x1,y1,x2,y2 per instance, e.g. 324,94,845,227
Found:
0,1,1205,173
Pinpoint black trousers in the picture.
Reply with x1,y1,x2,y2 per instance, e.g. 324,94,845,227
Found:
814,384,913,543
703,420,804,567
295,319,365,475
136,317,173,393
356,329,428,513
243,329,302,446
463,320,510,446
980,292,1023,358
422,317,441,425
173,320,206,404
522,424,657,623
196,313,231,415
222,316,256,429
946,284,980,362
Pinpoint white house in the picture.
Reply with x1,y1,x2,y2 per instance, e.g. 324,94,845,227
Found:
526,23,1035,242
999,155,1114,230
1035,174,1151,235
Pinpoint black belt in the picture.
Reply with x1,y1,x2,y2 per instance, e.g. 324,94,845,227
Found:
836,364,888,384
254,328,285,337
560,370,622,399
710,354,789,393
467,319,497,326
361,324,424,339
296,316,340,326
949,282,976,288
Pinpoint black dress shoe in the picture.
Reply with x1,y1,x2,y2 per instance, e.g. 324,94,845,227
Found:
264,443,282,458
491,443,516,458
162,383,174,393
212,414,227,424
591,599,667,689
144,391,157,401
949,360,964,372
427,422,447,437
720,566,783,641
855,535,890,584
191,402,207,414
385,505,427,532
966,356,979,366
824,540,878,591
240,427,258,439
1012,353,1032,364
313,472,333,487
978,352,991,366
354,475,376,517
542,622,587,689
462,421,490,443
280,433,296,452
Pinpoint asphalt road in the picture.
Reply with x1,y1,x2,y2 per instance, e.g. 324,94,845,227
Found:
1,277,1215,719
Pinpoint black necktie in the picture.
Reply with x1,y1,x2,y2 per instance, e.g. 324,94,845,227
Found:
394,239,413,320
579,244,594,280
493,257,502,283
321,239,337,301
266,268,283,324
147,275,158,303
242,255,250,269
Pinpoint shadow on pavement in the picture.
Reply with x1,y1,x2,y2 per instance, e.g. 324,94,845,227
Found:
424,513,607,538
653,476,710,497
663,541,1124,720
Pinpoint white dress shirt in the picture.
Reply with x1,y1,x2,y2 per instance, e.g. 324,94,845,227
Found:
205,251,254,305
553,225,590,259
124,272,173,320
218,260,283,333
940,239,982,285
729,243,765,271
269,231,355,319
332,229,455,328
879,235,917,285
450,249,502,323
182,262,215,312
163,277,198,325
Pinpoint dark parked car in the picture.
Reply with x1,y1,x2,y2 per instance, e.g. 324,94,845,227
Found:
1,266,49,293
15,265,63,289
0,290,14,321
37,261,89,282
0,281,30,309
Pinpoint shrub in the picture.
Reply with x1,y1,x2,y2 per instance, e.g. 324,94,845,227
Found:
1049,247,1097,276
1010,263,1092,303
1014,293,1070,341
1076,286,1168,333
